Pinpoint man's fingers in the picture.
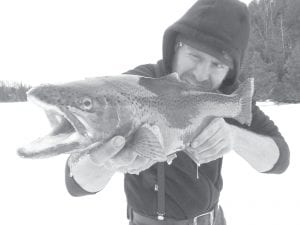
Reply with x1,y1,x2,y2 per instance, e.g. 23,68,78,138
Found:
89,136,125,165
191,118,222,148
110,147,138,167
197,140,225,157
197,133,224,153
123,157,154,175
127,156,148,171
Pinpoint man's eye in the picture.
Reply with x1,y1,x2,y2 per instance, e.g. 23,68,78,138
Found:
189,53,202,61
213,62,226,69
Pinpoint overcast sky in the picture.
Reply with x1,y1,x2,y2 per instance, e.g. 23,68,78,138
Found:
0,0,252,86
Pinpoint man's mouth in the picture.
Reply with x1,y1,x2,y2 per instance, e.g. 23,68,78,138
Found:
180,73,212,91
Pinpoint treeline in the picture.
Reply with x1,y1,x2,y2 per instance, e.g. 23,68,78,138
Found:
240,0,300,102
1,0,300,103
0,81,31,102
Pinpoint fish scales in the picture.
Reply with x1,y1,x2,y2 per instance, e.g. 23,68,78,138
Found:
104,78,198,129
109,80,241,130
85,75,252,157
117,78,241,129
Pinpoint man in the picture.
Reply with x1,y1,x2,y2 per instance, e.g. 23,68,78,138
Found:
65,0,290,224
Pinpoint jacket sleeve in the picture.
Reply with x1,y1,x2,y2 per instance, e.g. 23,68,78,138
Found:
226,102,290,174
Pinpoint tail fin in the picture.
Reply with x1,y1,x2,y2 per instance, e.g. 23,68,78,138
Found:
233,78,254,126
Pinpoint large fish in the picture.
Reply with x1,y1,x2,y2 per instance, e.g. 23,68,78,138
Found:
18,73,254,165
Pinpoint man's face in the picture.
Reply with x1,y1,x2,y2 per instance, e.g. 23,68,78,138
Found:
172,42,230,91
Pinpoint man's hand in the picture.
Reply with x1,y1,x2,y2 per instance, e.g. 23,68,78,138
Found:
185,118,235,164
69,135,156,192
67,136,125,193
90,136,156,175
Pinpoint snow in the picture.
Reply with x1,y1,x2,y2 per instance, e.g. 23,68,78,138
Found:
0,102,299,225
1,0,252,86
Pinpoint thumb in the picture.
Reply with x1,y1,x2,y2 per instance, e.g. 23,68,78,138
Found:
89,136,125,165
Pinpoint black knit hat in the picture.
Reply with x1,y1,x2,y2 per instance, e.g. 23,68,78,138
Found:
162,0,250,91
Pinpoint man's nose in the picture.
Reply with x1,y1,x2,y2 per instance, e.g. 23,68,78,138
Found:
193,62,210,81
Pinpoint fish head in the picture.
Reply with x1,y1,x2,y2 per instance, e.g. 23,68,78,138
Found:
18,79,122,159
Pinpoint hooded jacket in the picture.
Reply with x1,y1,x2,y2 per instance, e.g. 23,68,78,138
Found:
65,0,290,220
122,62,289,220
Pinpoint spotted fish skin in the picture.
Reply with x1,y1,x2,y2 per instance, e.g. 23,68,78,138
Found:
17,73,254,162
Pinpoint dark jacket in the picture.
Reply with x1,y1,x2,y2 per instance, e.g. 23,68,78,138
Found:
65,60,289,220
122,61,290,219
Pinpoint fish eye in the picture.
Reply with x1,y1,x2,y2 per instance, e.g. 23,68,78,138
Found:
82,97,93,110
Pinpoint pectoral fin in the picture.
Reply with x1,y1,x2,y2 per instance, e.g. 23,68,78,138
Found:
130,124,166,161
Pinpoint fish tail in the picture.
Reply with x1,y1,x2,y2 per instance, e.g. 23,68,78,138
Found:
233,78,254,126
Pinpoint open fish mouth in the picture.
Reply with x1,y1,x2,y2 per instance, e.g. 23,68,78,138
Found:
17,95,92,159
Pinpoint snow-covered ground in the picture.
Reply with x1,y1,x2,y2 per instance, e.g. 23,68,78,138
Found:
0,102,298,225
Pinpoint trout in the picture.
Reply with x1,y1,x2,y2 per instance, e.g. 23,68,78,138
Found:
18,73,254,164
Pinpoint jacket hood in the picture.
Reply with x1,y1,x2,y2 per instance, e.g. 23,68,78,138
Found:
162,0,250,93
